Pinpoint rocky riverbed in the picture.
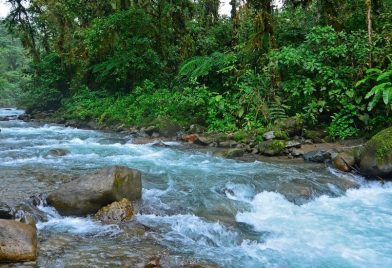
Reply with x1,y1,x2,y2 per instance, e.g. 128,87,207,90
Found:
1,108,392,267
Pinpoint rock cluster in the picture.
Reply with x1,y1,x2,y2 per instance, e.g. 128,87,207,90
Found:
47,166,142,216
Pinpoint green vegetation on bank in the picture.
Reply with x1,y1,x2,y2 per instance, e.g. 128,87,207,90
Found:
0,24,30,107
3,0,392,139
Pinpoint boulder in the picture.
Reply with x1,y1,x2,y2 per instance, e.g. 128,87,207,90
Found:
257,140,286,156
291,148,304,157
47,166,142,216
277,180,313,205
47,148,70,157
215,148,244,158
0,220,37,262
148,118,182,137
333,152,356,172
360,127,392,178
141,126,160,137
218,140,237,148
262,131,275,141
303,129,326,143
182,134,210,146
285,140,302,149
95,198,134,224
303,150,331,163
188,124,206,134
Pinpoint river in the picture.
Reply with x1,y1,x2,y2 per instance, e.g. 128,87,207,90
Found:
1,108,391,267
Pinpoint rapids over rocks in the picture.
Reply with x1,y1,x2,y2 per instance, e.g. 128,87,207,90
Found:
1,108,391,267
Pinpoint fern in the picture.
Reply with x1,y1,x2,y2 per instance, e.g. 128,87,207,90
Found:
362,61,392,111
178,52,236,79
268,102,288,122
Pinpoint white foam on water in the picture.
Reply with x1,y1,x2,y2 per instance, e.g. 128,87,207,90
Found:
223,182,256,203
137,213,240,248
236,183,392,267
37,205,121,237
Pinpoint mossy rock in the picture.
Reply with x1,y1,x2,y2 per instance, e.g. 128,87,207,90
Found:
359,126,392,179
150,117,182,137
303,129,326,142
257,140,286,156
215,148,245,158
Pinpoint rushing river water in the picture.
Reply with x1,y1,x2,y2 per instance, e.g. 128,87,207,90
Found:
1,108,391,268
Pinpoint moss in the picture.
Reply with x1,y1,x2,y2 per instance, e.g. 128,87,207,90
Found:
367,126,392,163
271,140,286,151
274,130,289,140
234,130,252,142
258,140,286,156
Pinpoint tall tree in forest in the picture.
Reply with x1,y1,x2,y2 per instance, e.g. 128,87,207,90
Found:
365,0,373,67
248,0,275,51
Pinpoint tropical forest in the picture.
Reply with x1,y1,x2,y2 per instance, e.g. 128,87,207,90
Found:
0,0,392,267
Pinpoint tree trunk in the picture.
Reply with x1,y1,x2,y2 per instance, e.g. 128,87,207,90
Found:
366,0,373,67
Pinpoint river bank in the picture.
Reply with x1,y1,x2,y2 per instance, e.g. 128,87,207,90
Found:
15,110,366,166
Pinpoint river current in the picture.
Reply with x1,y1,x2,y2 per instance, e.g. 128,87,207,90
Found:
1,108,391,267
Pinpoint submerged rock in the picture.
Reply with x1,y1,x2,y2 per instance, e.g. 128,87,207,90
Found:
0,219,37,262
46,148,70,157
277,180,313,205
360,127,392,179
303,150,331,163
47,166,142,216
95,198,134,224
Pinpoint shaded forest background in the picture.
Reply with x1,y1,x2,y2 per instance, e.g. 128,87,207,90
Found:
1,0,392,139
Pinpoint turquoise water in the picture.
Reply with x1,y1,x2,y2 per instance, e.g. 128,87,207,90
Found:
1,108,391,267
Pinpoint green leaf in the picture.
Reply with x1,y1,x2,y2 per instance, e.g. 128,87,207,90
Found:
377,70,392,82
383,87,392,105
366,68,382,75
346,89,355,98
238,107,245,118
355,78,368,87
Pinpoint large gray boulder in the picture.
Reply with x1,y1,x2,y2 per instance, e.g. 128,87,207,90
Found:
303,150,331,163
47,166,142,216
0,220,37,262
360,127,392,179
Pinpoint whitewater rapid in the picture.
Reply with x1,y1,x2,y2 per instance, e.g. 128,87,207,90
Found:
1,108,391,267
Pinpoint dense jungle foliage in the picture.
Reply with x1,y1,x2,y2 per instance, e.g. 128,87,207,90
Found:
0,23,30,106
2,0,392,139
